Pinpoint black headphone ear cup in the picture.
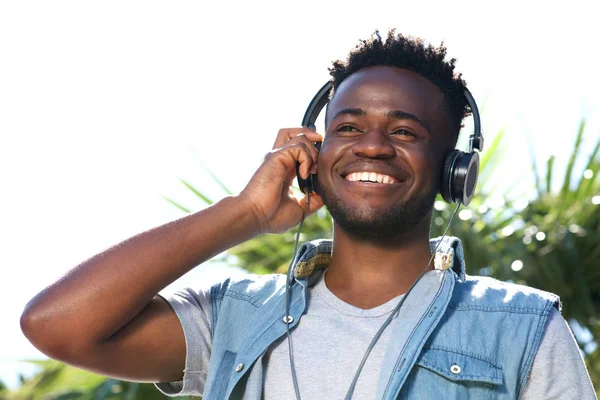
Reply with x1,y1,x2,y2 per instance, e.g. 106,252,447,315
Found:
457,151,479,206
441,150,461,203
312,142,322,194
441,151,480,206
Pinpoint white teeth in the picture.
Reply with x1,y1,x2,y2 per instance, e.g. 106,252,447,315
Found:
345,172,397,184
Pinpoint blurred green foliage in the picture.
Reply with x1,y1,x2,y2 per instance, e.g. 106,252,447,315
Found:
8,123,598,398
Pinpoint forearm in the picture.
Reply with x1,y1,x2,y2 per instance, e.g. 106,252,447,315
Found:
21,195,260,355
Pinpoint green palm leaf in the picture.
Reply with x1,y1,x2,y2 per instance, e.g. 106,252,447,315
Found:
166,122,600,394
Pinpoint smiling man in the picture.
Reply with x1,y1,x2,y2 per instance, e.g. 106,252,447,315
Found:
21,31,595,399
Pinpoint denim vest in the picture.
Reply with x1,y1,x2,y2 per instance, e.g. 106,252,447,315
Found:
202,237,560,399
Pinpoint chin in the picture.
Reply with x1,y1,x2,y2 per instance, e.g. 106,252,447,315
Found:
329,205,428,240
318,185,436,240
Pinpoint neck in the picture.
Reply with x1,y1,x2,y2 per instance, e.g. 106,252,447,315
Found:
325,217,433,309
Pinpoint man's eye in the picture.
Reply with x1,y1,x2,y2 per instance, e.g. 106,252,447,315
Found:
391,129,416,137
337,125,358,132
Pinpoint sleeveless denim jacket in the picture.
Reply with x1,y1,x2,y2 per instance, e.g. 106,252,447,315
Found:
201,236,560,399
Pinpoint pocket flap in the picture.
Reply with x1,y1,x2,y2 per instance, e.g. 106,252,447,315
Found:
416,348,502,386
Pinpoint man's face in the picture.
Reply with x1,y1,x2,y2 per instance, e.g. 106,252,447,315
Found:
316,66,453,240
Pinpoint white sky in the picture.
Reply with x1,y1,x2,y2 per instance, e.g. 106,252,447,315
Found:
1,0,599,389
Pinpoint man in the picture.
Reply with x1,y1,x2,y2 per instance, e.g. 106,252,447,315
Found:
21,31,595,399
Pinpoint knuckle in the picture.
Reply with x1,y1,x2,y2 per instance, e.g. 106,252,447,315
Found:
264,149,279,161
265,139,316,164
274,128,304,149
265,148,292,162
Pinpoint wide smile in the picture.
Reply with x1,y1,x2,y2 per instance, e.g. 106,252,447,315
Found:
337,165,410,193
344,171,399,184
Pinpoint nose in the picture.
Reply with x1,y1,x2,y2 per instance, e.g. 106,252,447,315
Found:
352,129,395,159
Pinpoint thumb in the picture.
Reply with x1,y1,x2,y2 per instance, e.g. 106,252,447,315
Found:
297,193,325,215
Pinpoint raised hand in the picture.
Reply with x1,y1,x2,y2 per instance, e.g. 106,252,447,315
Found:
240,128,324,234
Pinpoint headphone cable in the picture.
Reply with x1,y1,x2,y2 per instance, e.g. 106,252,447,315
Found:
343,203,460,399
285,196,460,400
285,192,311,400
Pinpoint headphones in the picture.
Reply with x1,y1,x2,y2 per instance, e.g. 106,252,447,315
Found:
296,80,484,206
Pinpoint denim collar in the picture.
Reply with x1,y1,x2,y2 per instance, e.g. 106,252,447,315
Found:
292,236,466,281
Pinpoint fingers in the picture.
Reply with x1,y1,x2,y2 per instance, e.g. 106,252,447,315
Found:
272,127,323,150
268,132,321,180
293,140,318,179
265,140,316,181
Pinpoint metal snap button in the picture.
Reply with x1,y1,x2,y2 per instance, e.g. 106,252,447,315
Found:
235,363,244,372
283,315,294,324
450,364,461,374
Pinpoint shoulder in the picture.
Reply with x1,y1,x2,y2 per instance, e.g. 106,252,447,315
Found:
450,274,560,314
520,308,596,398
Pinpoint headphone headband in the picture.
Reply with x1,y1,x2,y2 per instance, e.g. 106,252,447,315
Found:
301,81,332,131
462,88,484,152
302,81,483,153
302,79,484,206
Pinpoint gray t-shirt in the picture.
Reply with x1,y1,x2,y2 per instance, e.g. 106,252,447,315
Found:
156,271,596,398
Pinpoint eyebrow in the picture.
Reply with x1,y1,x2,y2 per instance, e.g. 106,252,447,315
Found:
330,108,430,133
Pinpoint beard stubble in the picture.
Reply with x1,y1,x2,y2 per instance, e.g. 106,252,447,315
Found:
316,178,436,241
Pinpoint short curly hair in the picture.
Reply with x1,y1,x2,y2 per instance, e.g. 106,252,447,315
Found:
329,30,471,141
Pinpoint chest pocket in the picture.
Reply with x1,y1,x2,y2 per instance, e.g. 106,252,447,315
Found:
399,347,503,399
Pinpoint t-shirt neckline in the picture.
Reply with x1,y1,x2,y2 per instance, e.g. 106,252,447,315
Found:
312,270,406,318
